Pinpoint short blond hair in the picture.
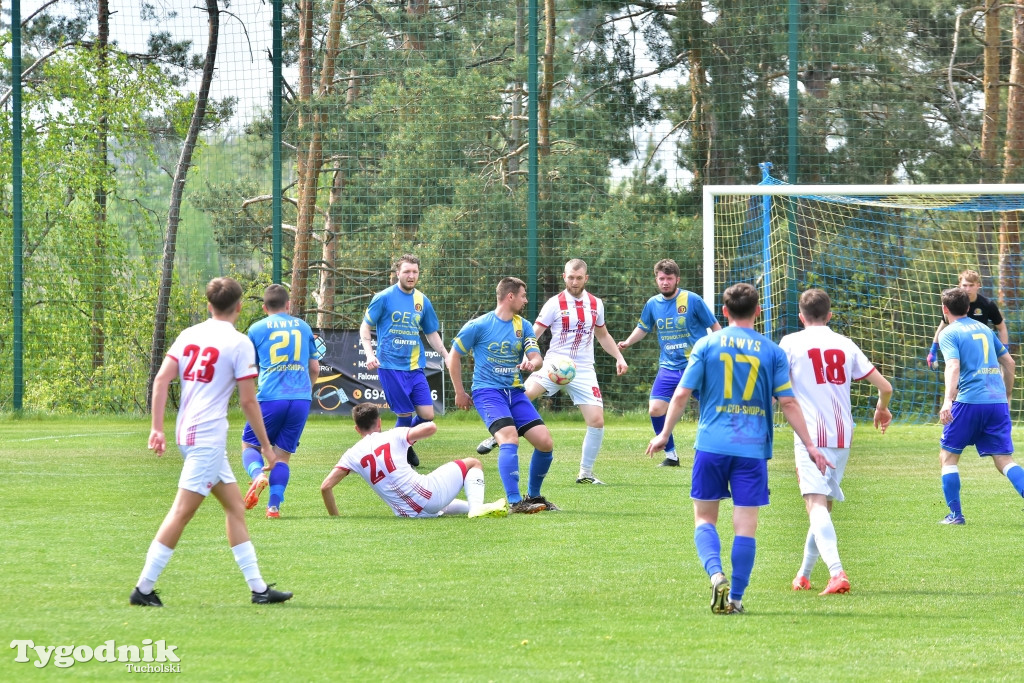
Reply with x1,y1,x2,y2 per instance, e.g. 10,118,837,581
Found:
565,258,588,274
959,269,981,286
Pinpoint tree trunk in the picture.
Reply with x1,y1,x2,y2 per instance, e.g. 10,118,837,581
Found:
999,4,1024,306
683,0,711,186
979,0,1002,286
146,0,220,410
291,0,318,316
91,0,108,370
402,0,427,51
538,0,554,161
508,0,525,190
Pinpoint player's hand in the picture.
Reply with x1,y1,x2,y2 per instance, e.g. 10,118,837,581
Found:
926,342,940,370
148,430,166,456
517,358,535,372
873,406,892,434
806,444,834,475
616,359,628,376
617,341,629,351
365,355,380,371
939,399,954,425
646,433,669,456
455,390,473,410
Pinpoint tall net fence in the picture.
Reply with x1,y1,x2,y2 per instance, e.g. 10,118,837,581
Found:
3,0,1023,414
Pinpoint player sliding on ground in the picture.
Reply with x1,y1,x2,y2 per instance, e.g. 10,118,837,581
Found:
320,403,508,518
780,288,893,596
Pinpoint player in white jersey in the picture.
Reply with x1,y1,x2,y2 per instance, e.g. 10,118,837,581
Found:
779,288,893,596
321,403,509,518
475,259,628,484
131,277,292,607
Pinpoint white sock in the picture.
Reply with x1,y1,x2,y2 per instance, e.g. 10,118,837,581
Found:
231,541,267,593
809,505,842,576
463,467,486,513
579,426,604,475
137,540,174,594
665,450,678,462
798,528,818,578
441,499,470,515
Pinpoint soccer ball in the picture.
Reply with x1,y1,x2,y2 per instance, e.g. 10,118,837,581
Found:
545,358,576,386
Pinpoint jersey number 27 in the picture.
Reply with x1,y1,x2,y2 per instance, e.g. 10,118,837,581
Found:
360,442,397,484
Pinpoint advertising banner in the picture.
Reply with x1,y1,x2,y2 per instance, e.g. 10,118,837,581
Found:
310,329,445,416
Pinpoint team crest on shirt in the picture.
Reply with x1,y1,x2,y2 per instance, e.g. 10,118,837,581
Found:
677,304,687,314
415,303,423,312
975,308,982,316
559,309,570,317
515,329,523,338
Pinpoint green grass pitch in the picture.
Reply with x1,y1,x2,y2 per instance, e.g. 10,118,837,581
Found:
2,411,1023,679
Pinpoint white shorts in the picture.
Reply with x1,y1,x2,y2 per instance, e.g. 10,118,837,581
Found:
794,443,850,501
177,444,236,496
418,461,468,516
527,364,603,407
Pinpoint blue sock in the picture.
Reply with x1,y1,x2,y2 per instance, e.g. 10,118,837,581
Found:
694,523,723,577
1004,463,1024,497
268,462,290,508
242,447,264,480
527,449,553,498
942,469,962,515
395,414,414,428
651,415,675,453
497,443,522,503
730,535,756,601
410,415,424,427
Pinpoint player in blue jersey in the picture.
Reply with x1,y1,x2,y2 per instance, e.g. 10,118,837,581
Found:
360,254,450,468
240,284,320,519
646,283,830,614
618,259,721,467
447,277,555,514
936,286,1023,525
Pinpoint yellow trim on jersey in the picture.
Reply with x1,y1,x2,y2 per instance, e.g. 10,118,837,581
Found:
675,290,687,313
775,381,793,393
511,315,525,387
409,289,425,369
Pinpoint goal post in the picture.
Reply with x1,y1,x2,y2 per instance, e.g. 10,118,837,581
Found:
702,178,1024,422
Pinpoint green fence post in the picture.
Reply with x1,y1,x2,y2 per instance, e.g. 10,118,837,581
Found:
526,0,538,319
272,0,283,284
12,0,23,412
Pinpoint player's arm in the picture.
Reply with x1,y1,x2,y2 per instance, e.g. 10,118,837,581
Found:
519,350,543,372
237,377,276,469
928,321,947,369
617,326,647,350
863,371,894,433
408,420,437,444
709,322,722,332
320,467,350,516
446,350,472,409
148,356,179,457
778,396,833,474
996,320,1010,347
308,357,320,385
424,331,450,365
594,325,628,375
939,358,960,425
359,321,379,370
998,351,1016,401
646,385,692,456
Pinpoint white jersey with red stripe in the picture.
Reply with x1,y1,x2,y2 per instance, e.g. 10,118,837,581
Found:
335,428,440,517
165,318,259,448
779,325,876,449
535,289,605,370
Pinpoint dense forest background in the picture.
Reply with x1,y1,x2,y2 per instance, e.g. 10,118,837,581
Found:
3,0,1023,417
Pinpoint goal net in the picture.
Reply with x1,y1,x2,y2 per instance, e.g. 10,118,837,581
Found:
703,170,1024,423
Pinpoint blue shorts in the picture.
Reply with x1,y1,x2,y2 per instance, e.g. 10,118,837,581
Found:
691,449,770,507
940,402,1014,456
472,387,544,435
242,399,311,454
650,368,684,402
651,367,699,402
378,368,433,415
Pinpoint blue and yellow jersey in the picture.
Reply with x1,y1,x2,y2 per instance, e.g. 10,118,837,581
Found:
637,289,718,370
680,326,794,460
247,313,317,401
939,318,1009,404
363,285,440,371
451,312,540,390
